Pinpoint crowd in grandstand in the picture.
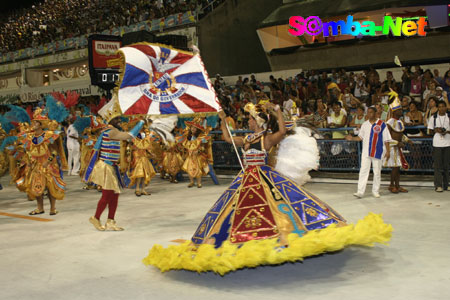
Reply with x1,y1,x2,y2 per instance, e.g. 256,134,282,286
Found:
0,0,216,54
214,66,450,138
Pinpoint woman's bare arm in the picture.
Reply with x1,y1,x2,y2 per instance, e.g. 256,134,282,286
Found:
264,104,286,150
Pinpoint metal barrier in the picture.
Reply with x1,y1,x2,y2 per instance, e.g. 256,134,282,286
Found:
210,128,434,173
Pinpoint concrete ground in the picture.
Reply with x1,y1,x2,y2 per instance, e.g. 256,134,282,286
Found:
0,174,449,300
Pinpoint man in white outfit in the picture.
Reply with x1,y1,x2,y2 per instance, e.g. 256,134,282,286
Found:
346,107,391,198
66,119,80,176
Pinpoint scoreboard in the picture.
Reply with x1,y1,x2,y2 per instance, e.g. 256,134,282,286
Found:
88,34,122,90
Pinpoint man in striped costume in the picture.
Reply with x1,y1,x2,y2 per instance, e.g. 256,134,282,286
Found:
346,107,392,198
85,97,144,231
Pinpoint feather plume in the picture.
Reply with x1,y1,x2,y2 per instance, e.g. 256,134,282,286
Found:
45,95,69,122
5,105,31,123
275,126,319,186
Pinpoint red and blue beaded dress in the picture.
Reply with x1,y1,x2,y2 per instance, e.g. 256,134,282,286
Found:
144,131,392,275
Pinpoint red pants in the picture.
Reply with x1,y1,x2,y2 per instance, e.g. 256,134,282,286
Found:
94,189,119,220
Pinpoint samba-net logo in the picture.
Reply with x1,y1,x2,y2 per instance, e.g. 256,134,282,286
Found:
288,15,427,37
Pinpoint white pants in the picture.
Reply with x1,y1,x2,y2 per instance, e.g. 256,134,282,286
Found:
67,146,80,175
357,156,382,194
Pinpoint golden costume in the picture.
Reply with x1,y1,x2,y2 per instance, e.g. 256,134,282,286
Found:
162,140,184,180
22,130,66,200
181,119,212,179
80,130,97,179
128,133,156,187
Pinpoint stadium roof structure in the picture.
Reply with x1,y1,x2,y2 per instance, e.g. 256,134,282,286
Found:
258,0,450,28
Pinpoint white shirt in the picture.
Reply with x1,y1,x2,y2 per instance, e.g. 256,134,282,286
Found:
427,113,450,147
283,98,294,114
358,119,392,158
66,124,80,149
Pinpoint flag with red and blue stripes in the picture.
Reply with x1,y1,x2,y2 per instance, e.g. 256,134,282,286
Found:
368,120,387,159
117,43,221,116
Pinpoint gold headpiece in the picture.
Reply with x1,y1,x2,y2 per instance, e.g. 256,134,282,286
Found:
244,103,266,128
98,94,122,123
388,89,401,112
185,117,206,131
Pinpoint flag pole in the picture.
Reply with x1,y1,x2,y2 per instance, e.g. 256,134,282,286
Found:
223,120,244,171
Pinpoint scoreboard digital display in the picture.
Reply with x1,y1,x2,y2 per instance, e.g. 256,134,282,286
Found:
88,34,122,90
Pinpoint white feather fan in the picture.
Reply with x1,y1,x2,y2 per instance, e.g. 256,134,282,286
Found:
274,126,319,186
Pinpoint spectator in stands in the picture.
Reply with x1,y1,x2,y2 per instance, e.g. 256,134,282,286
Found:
328,102,347,139
313,98,328,128
283,91,296,115
401,67,413,96
296,80,307,101
435,87,450,108
424,96,439,127
409,72,423,104
434,69,444,87
427,100,450,192
405,102,423,137
354,73,370,103
401,96,411,117
349,105,366,136
347,97,362,124
382,71,397,91
423,81,438,110
235,76,243,88
375,103,388,121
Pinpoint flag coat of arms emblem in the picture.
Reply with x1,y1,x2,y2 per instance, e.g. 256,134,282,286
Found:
368,120,387,159
117,43,220,116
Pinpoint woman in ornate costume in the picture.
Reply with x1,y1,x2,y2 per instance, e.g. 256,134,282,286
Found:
162,137,184,183
181,117,211,188
22,105,67,215
127,121,156,196
143,103,392,275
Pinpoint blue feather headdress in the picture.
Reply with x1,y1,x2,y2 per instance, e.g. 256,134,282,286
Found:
5,105,31,124
77,104,92,116
45,95,69,123
0,136,18,152
0,115,14,133
73,116,91,134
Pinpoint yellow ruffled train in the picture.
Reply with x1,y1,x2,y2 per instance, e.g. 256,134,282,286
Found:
143,213,392,275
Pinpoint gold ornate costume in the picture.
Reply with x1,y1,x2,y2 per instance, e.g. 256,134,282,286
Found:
162,140,184,177
22,131,66,200
128,133,156,187
181,133,211,178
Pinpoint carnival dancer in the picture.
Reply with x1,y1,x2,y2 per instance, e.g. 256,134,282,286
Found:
73,116,98,190
127,120,156,196
143,103,392,275
86,97,144,231
181,117,211,188
22,106,67,215
346,106,392,198
162,137,184,183
384,91,412,193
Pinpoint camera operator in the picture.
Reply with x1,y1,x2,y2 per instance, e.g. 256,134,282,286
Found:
427,100,450,192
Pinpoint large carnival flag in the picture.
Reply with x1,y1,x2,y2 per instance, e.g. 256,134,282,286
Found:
117,43,221,116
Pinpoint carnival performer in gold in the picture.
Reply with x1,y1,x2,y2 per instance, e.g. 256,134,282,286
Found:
162,137,184,183
128,121,156,196
181,117,211,188
86,97,144,231
22,108,67,215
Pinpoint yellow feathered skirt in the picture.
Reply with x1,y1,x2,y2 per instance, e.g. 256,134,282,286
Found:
143,213,392,275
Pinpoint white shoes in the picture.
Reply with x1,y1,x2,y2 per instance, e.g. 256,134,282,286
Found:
436,187,443,192
353,192,381,198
